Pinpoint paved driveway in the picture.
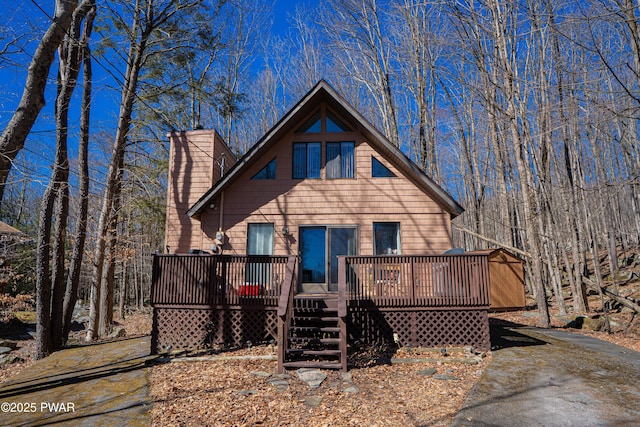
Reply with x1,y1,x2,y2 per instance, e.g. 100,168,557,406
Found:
453,323,640,426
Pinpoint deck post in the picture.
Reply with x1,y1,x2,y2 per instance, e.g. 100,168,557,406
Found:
277,256,297,373
338,257,348,371
410,257,415,305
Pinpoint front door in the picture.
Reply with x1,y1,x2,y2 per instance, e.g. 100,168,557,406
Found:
299,225,357,293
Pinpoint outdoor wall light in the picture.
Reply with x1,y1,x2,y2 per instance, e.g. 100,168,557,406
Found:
281,226,289,236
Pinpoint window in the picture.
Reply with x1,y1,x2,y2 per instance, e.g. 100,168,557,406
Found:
372,157,396,178
247,223,274,287
296,111,321,133
373,222,400,255
293,142,321,178
326,111,351,132
247,223,274,255
326,142,354,178
252,158,276,180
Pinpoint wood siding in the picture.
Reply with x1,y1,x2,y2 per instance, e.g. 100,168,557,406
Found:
164,130,236,253
196,105,453,256
468,249,525,310
488,250,526,310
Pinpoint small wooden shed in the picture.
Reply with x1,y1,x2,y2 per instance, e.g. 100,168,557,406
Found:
468,248,525,311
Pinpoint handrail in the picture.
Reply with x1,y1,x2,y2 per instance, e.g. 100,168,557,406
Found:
277,255,297,373
337,256,347,318
277,256,297,316
337,256,348,371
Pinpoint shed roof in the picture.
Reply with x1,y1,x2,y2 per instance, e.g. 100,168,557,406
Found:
188,80,464,218
0,220,25,236
467,248,525,262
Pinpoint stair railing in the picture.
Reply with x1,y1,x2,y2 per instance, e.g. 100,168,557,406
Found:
277,255,297,373
338,256,348,371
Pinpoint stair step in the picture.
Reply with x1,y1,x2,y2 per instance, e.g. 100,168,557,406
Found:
291,326,340,333
286,349,341,356
289,337,341,345
282,361,343,370
285,296,345,372
293,316,339,322
294,308,338,315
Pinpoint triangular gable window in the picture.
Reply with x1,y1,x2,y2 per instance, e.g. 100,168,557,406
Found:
296,111,321,133
372,157,396,178
252,158,276,180
296,110,351,133
326,111,351,132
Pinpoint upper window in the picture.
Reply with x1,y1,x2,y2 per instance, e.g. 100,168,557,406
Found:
326,142,354,179
252,158,276,180
326,111,351,132
372,157,396,178
297,111,321,133
296,109,352,134
373,222,401,255
293,142,321,179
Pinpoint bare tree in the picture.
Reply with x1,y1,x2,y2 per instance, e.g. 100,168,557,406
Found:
34,0,94,359
86,0,207,340
0,0,78,205
61,2,95,345
320,0,400,145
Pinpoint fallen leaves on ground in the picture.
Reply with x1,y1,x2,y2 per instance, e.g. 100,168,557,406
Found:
149,351,486,427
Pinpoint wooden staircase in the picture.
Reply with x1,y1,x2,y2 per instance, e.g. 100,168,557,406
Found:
282,296,347,371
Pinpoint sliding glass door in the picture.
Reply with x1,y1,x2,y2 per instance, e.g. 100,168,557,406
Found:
328,227,356,291
299,225,357,293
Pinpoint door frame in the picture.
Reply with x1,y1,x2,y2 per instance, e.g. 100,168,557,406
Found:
298,224,359,293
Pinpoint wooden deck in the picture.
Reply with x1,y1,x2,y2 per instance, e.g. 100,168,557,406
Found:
151,253,491,370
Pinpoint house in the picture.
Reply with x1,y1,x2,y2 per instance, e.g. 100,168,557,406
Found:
153,81,497,371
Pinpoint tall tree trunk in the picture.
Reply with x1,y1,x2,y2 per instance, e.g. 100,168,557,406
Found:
50,179,69,349
0,0,77,204
35,201,54,359
63,2,95,344
35,1,93,358
119,257,127,319
98,179,121,335
488,0,550,326
87,0,154,340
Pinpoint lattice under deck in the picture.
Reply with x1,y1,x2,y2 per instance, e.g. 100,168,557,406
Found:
152,306,489,353
348,308,490,351
152,307,278,353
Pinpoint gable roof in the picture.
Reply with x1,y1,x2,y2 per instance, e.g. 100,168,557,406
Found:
188,80,464,218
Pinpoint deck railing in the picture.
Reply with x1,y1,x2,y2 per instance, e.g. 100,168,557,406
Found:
152,253,490,309
339,254,490,307
151,254,292,307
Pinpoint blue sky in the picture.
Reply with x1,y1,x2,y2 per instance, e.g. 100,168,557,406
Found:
0,0,312,195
